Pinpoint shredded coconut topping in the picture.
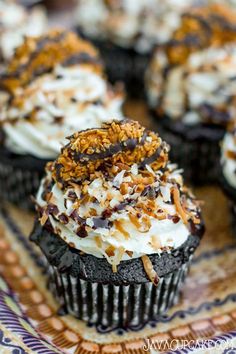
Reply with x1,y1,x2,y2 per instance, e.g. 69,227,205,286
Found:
36,120,202,270
0,29,124,159
146,4,236,126
1,29,102,93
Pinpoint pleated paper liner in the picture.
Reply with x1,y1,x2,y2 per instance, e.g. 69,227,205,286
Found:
46,260,191,332
0,148,48,210
149,112,225,185
1,186,236,353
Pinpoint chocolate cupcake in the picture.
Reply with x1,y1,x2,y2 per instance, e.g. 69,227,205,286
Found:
0,0,47,64
0,29,124,209
146,4,236,185
221,120,236,235
30,119,204,332
75,0,196,97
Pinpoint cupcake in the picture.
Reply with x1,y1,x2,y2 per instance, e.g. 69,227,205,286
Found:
30,119,204,331
0,0,47,63
146,4,236,185
75,0,196,97
0,29,124,209
221,120,236,235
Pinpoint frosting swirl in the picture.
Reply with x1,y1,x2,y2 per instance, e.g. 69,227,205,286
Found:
221,120,236,188
146,5,236,126
0,1,47,61
36,120,202,270
75,0,195,53
0,30,124,159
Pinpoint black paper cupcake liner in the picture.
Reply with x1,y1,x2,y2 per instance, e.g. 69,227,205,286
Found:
231,203,236,237
30,220,203,332
0,146,48,210
0,160,42,210
76,30,150,97
219,172,236,236
150,114,225,185
46,258,192,332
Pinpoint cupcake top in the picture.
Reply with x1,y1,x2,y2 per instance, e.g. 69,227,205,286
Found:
0,0,47,61
146,5,236,126
221,120,236,189
75,0,196,53
36,120,202,273
0,29,124,159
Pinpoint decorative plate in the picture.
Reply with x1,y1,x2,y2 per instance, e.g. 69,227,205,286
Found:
1,103,236,353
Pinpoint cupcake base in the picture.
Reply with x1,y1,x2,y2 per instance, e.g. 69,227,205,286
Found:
47,258,192,332
77,30,150,97
151,113,225,185
0,145,48,210
30,221,204,332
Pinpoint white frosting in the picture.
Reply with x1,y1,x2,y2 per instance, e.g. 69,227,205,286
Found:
75,0,196,53
221,130,236,188
36,163,199,266
146,45,236,124
0,65,124,159
0,1,47,60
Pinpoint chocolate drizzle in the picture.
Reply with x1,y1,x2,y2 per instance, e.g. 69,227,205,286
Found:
73,131,148,162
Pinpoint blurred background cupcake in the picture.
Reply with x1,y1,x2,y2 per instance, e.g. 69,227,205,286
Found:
74,0,198,97
0,0,47,64
221,119,236,235
30,119,204,332
0,29,125,209
146,4,236,185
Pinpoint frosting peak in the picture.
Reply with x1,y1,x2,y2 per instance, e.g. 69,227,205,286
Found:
36,120,202,270
52,120,169,184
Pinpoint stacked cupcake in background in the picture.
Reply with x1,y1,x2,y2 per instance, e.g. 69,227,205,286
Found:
0,29,124,209
0,0,47,63
30,119,204,331
146,4,236,185
74,0,197,96
221,120,236,234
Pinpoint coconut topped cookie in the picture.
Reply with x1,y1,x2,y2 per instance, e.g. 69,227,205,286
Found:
0,29,124,159
36,120,203,272
146,4,236,126
0,0,47,61
1,29,102,93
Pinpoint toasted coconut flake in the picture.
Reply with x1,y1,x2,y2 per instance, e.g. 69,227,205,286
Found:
171,187,188,224
39,212,48,226
141,255,159,286
114,220,130,239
